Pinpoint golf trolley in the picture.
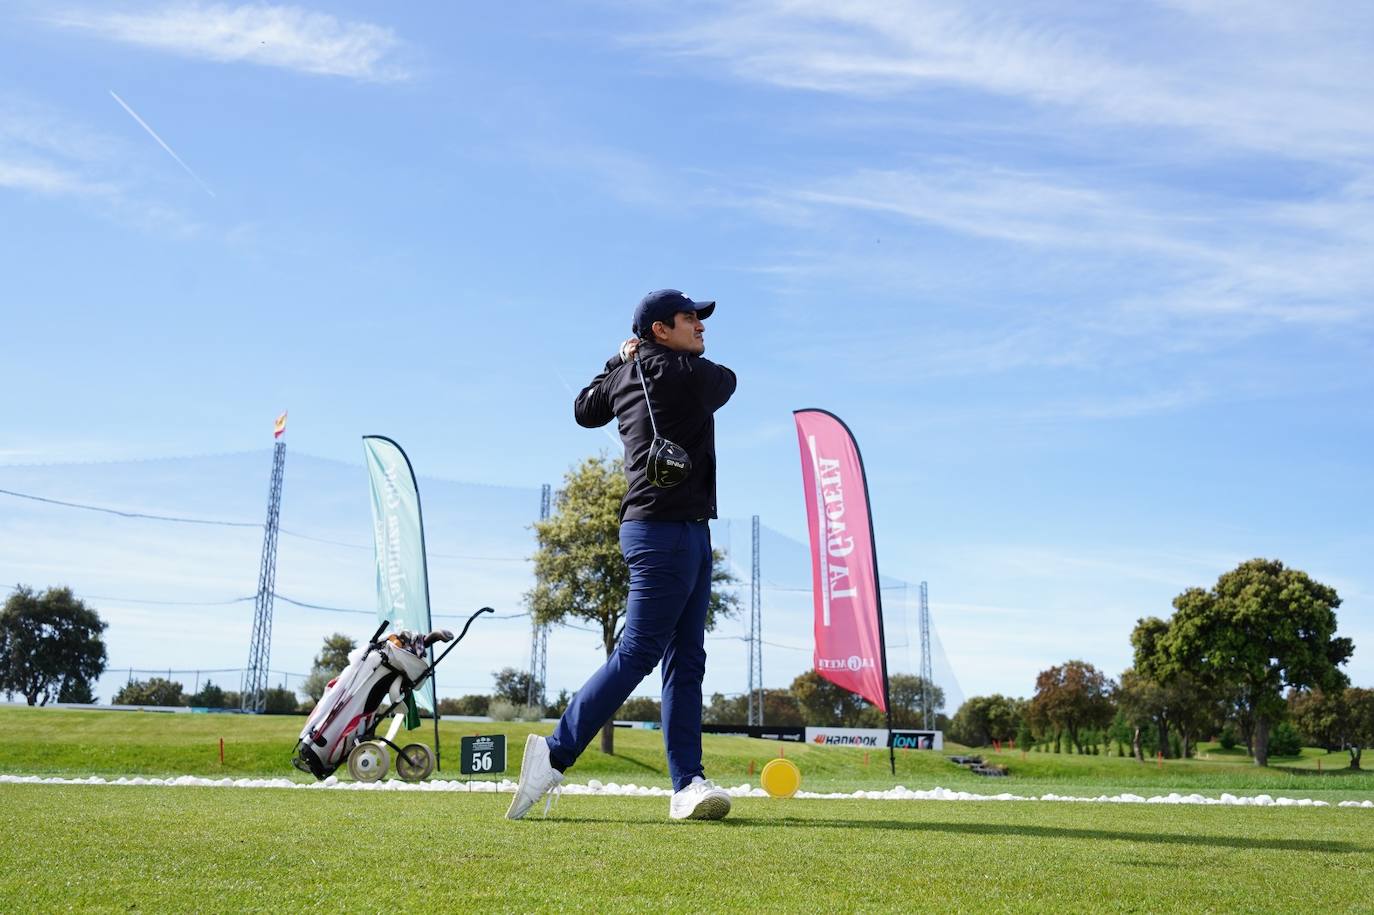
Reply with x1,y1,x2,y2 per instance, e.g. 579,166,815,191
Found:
292,607,492,783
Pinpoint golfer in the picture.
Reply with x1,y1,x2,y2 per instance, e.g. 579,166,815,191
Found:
506,289,737,821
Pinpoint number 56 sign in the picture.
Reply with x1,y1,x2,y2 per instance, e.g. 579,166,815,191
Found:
459,735,507,775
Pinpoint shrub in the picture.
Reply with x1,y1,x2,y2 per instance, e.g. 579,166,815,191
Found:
488,699,518,721
1219,725,1239,750
1268,721,1303,757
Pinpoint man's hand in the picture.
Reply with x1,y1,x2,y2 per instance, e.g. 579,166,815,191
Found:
619,337,641,363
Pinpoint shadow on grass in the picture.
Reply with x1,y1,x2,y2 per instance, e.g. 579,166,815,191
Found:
755,817,1366,854
536,816,1363,854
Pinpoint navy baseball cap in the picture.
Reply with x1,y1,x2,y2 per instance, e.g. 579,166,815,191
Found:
633,289,717,337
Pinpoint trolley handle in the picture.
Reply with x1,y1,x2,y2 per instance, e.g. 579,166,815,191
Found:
415,606,495,685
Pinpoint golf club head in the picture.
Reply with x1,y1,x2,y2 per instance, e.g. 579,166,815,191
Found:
647,437,692,488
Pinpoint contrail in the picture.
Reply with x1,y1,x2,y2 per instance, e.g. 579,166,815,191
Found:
555,368,620,447
109,90,215,198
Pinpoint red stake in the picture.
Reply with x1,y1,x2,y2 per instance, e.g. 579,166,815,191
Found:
749,760,755,776
1157,750,1163,770
219,737,224,765
779,744,785,758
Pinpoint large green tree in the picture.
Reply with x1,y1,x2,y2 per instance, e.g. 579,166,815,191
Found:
790,669,868,726
492,666,537,706
526,455,740,754
1160,559,1352,766
0,586,107,706
948,694,1024,747
1029,660,1115,754
1129,618,1222,759
300,633,357,704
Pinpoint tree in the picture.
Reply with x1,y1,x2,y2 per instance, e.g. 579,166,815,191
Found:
703,688,803,726
264,685,301,714
1160,559,1353,766
114,677,185,707
301,633,357,703
492,667,536,705
760,688,805,726
617,696,661,721
948,695,1024,747
861,674,946,729
526,455,740,754
1117,668,1169,761
188,680,228,708
1267,721,1303,757
791,670,867,726
0,586,107,706
1339,688,1374,770
439,694,490,717
1289,687,1345,749
545,689,572,718
1029,661,1115,754
58,677,96,704
703,692,746,724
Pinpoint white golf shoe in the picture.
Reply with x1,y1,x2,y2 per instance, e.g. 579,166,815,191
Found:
669,776,732,821
505,734,565,820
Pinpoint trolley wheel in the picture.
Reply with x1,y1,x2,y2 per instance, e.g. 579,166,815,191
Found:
347,741,390,782
395,743,436,782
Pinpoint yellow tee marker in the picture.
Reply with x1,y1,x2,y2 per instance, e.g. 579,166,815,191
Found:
760,758,801,798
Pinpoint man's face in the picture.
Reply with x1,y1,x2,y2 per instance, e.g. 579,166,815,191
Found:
654,310,706,355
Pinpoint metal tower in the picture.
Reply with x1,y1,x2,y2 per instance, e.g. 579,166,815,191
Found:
242,424,286,712
527,484,551,710
747,515,764,726
919,580,934,730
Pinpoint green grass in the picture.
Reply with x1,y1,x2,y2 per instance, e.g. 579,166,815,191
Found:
3,707,1372,802
1,783,1371,912
4,708,1371,912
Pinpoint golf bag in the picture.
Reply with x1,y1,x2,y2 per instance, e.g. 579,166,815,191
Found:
292,608,491,781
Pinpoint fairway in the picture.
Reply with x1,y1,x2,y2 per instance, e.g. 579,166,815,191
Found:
2,783,1371,913
2,708,1372,912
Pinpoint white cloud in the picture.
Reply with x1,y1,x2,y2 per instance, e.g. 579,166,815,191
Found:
50,3,408,82
0,159,113,197
640,0,1374,159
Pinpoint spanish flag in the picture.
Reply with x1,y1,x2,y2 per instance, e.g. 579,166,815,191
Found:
273,411,287,439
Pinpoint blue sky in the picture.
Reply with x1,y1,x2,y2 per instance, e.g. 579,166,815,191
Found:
1,1,1370,707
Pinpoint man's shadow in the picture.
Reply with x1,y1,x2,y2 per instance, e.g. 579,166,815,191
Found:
542,814,1363,854
759,816,1362,853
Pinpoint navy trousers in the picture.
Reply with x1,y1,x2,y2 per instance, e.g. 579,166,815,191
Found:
545,519,712,792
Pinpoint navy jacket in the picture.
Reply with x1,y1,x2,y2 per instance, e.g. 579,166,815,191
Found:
574,341,736,521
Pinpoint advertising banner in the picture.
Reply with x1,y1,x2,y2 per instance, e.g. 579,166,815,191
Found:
363,435,435,712
793,409,889,712
803,728,945,750
805,727,890,748
889,730,944,751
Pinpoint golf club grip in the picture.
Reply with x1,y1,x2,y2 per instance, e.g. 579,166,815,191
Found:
370,619,390,644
